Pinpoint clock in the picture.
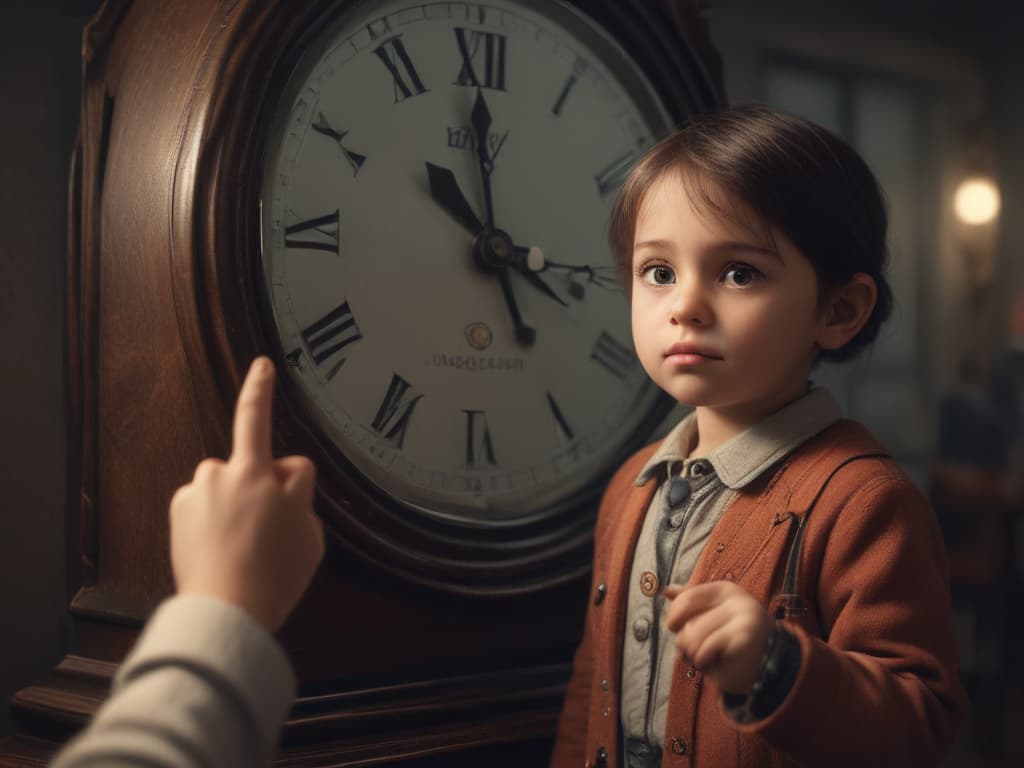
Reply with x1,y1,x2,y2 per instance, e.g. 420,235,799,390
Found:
1,1,722,764
253,0,686,594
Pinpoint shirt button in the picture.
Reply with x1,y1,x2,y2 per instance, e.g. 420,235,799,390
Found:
633,617,651,642
595,746,609,766
715,542,725,553
594,583,606,605
600,678,609,691
724,571,735,581
640,570,659,596
602,707,610,717
670,736,688,755
686,668,695,679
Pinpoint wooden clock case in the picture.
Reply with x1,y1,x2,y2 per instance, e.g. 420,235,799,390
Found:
1,0,723,764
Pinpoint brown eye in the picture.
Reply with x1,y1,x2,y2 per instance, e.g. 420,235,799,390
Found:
724,266,758,286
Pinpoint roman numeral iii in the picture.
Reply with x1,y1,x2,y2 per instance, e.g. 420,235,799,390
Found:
595,151,639,199
591,332,635,380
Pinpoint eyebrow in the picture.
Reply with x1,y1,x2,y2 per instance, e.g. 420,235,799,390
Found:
633,238,783,262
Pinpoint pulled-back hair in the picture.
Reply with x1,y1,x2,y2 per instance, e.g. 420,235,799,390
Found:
609,104,893,364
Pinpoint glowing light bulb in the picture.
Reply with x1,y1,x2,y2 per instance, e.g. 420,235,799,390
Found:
954,176,1001,225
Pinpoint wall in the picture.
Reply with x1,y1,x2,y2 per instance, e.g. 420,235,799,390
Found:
0,0,97,736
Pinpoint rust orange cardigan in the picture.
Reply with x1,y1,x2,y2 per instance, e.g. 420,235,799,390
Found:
551,420,967,768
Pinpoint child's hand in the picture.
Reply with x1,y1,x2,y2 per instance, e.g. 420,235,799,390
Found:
662,581,773,695
169,357,324,632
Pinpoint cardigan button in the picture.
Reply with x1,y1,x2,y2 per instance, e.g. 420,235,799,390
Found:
594,583,607,605
640,570,658,596
595,745,609,766
600,678,609,691
670,736,688,755
633,617,651,642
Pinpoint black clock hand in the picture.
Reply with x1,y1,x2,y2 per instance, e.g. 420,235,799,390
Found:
471,89,496,229
510,245,569,307
495,267,536,346
425,161,483,234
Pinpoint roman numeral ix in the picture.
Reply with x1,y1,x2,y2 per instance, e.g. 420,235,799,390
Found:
285,210,340,255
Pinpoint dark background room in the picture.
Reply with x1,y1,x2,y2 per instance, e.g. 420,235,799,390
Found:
1,1,1022,765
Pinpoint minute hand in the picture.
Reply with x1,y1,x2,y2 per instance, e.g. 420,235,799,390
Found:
471,89,496,229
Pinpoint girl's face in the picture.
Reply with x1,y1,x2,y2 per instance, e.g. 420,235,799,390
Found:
630,172,830,427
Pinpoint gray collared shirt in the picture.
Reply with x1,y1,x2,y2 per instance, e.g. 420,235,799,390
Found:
620,387,842,748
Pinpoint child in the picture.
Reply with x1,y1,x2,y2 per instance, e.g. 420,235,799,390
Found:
52,358,324,767
550,105,966,768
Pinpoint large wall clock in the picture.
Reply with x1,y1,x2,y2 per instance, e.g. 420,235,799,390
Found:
1,0,722,764
252,0,709,594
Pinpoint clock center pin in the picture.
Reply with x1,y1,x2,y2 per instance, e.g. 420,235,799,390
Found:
473,228,515,272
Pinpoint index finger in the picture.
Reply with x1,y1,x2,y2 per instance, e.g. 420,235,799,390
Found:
231,357,275,468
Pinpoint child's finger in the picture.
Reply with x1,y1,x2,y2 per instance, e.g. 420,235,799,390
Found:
670,601,733,650
664,581,731,629
689,622,732,672
661,584,684,600
231,357,275,469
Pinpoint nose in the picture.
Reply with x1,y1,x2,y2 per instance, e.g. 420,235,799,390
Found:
669,274,712,327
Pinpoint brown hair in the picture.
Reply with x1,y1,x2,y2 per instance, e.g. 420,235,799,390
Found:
609,104,893,364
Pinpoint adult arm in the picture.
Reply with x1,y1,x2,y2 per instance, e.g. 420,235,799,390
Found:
52,595,295,768
51,358,324,767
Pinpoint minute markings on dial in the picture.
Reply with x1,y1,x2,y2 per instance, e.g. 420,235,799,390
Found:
454,28,507,90
552,58,587,116
547,392,575,446
591,331,636,380
373,34,428,103
285,210,340,255
311,113,366,175
371,373,422,450
298,301,363,380
464,410,497,468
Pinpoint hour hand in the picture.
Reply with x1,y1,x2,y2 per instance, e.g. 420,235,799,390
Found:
425,161,483,234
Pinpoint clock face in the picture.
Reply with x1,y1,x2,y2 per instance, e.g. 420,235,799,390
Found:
258,0,674,526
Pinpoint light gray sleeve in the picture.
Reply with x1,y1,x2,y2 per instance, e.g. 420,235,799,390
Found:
51,595,297,768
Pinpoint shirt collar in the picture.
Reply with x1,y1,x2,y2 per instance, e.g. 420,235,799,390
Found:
634,387,842,489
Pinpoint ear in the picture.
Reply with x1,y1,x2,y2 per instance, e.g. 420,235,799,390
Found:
816,273,877,352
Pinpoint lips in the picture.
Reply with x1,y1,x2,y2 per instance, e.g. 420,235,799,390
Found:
665,342,722,360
